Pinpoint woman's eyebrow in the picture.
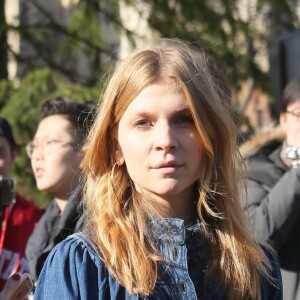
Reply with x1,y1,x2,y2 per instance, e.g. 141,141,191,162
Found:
171,108,192,117
126,106,192,120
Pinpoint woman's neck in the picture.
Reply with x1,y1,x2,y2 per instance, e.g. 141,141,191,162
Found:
152,195,197,222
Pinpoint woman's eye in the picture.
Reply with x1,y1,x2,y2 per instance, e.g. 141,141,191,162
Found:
134,119,152,128
175,115,195,125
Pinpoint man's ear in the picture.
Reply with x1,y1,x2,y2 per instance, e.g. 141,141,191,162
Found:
75,151,84,167
279,112,287,131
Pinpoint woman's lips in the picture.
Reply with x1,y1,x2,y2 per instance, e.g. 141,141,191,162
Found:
152,162,182,174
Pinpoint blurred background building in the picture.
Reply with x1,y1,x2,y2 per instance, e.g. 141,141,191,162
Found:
1,0,300,203
4,0,300,129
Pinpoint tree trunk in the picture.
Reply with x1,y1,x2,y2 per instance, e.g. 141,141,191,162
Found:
0,0,8,80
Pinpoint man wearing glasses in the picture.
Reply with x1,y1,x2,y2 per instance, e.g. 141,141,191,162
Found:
241,78,300,300
25,97,95,286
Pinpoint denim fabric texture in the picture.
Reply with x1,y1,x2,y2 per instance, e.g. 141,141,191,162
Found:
34,218,282,299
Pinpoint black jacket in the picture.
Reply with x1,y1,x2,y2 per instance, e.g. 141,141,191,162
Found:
240,129,300,300
25,184,84,282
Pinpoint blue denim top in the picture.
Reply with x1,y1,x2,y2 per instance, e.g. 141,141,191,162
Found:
35,218,282,299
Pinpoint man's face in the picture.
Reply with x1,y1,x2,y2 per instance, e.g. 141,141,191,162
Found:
280,99,300,148
0,137,15,178
30,115,82,197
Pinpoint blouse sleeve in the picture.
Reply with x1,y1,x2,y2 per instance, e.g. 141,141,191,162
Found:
34,233,109,300
260,245,283,300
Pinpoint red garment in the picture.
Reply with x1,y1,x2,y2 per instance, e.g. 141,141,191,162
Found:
0,194,42,290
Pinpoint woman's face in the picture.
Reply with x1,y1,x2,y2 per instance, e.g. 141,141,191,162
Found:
116,79,205,212
30,115,82,199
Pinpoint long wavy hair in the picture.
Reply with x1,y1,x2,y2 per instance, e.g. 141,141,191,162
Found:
82,39,272,299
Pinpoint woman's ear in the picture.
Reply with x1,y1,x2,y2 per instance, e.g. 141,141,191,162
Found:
115,146,125,166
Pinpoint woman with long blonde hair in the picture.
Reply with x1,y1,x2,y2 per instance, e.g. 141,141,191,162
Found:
35,39,282,299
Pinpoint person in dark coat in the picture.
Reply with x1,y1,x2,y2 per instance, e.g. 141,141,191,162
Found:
240,78,300,300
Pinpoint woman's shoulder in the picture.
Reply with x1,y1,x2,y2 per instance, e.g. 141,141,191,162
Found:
65,232,97,251
35,233,109,299
37,232,107,282
50,232,101,263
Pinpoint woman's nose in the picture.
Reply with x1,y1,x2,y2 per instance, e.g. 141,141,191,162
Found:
153,122,178,151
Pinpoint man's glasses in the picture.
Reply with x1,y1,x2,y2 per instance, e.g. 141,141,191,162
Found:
26,139,77,158
286,111,300,122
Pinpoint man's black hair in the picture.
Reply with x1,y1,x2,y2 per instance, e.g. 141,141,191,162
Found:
41,96,95,145
281,78,300,112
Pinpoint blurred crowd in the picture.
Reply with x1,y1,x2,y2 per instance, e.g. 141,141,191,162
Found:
0,97,95,298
